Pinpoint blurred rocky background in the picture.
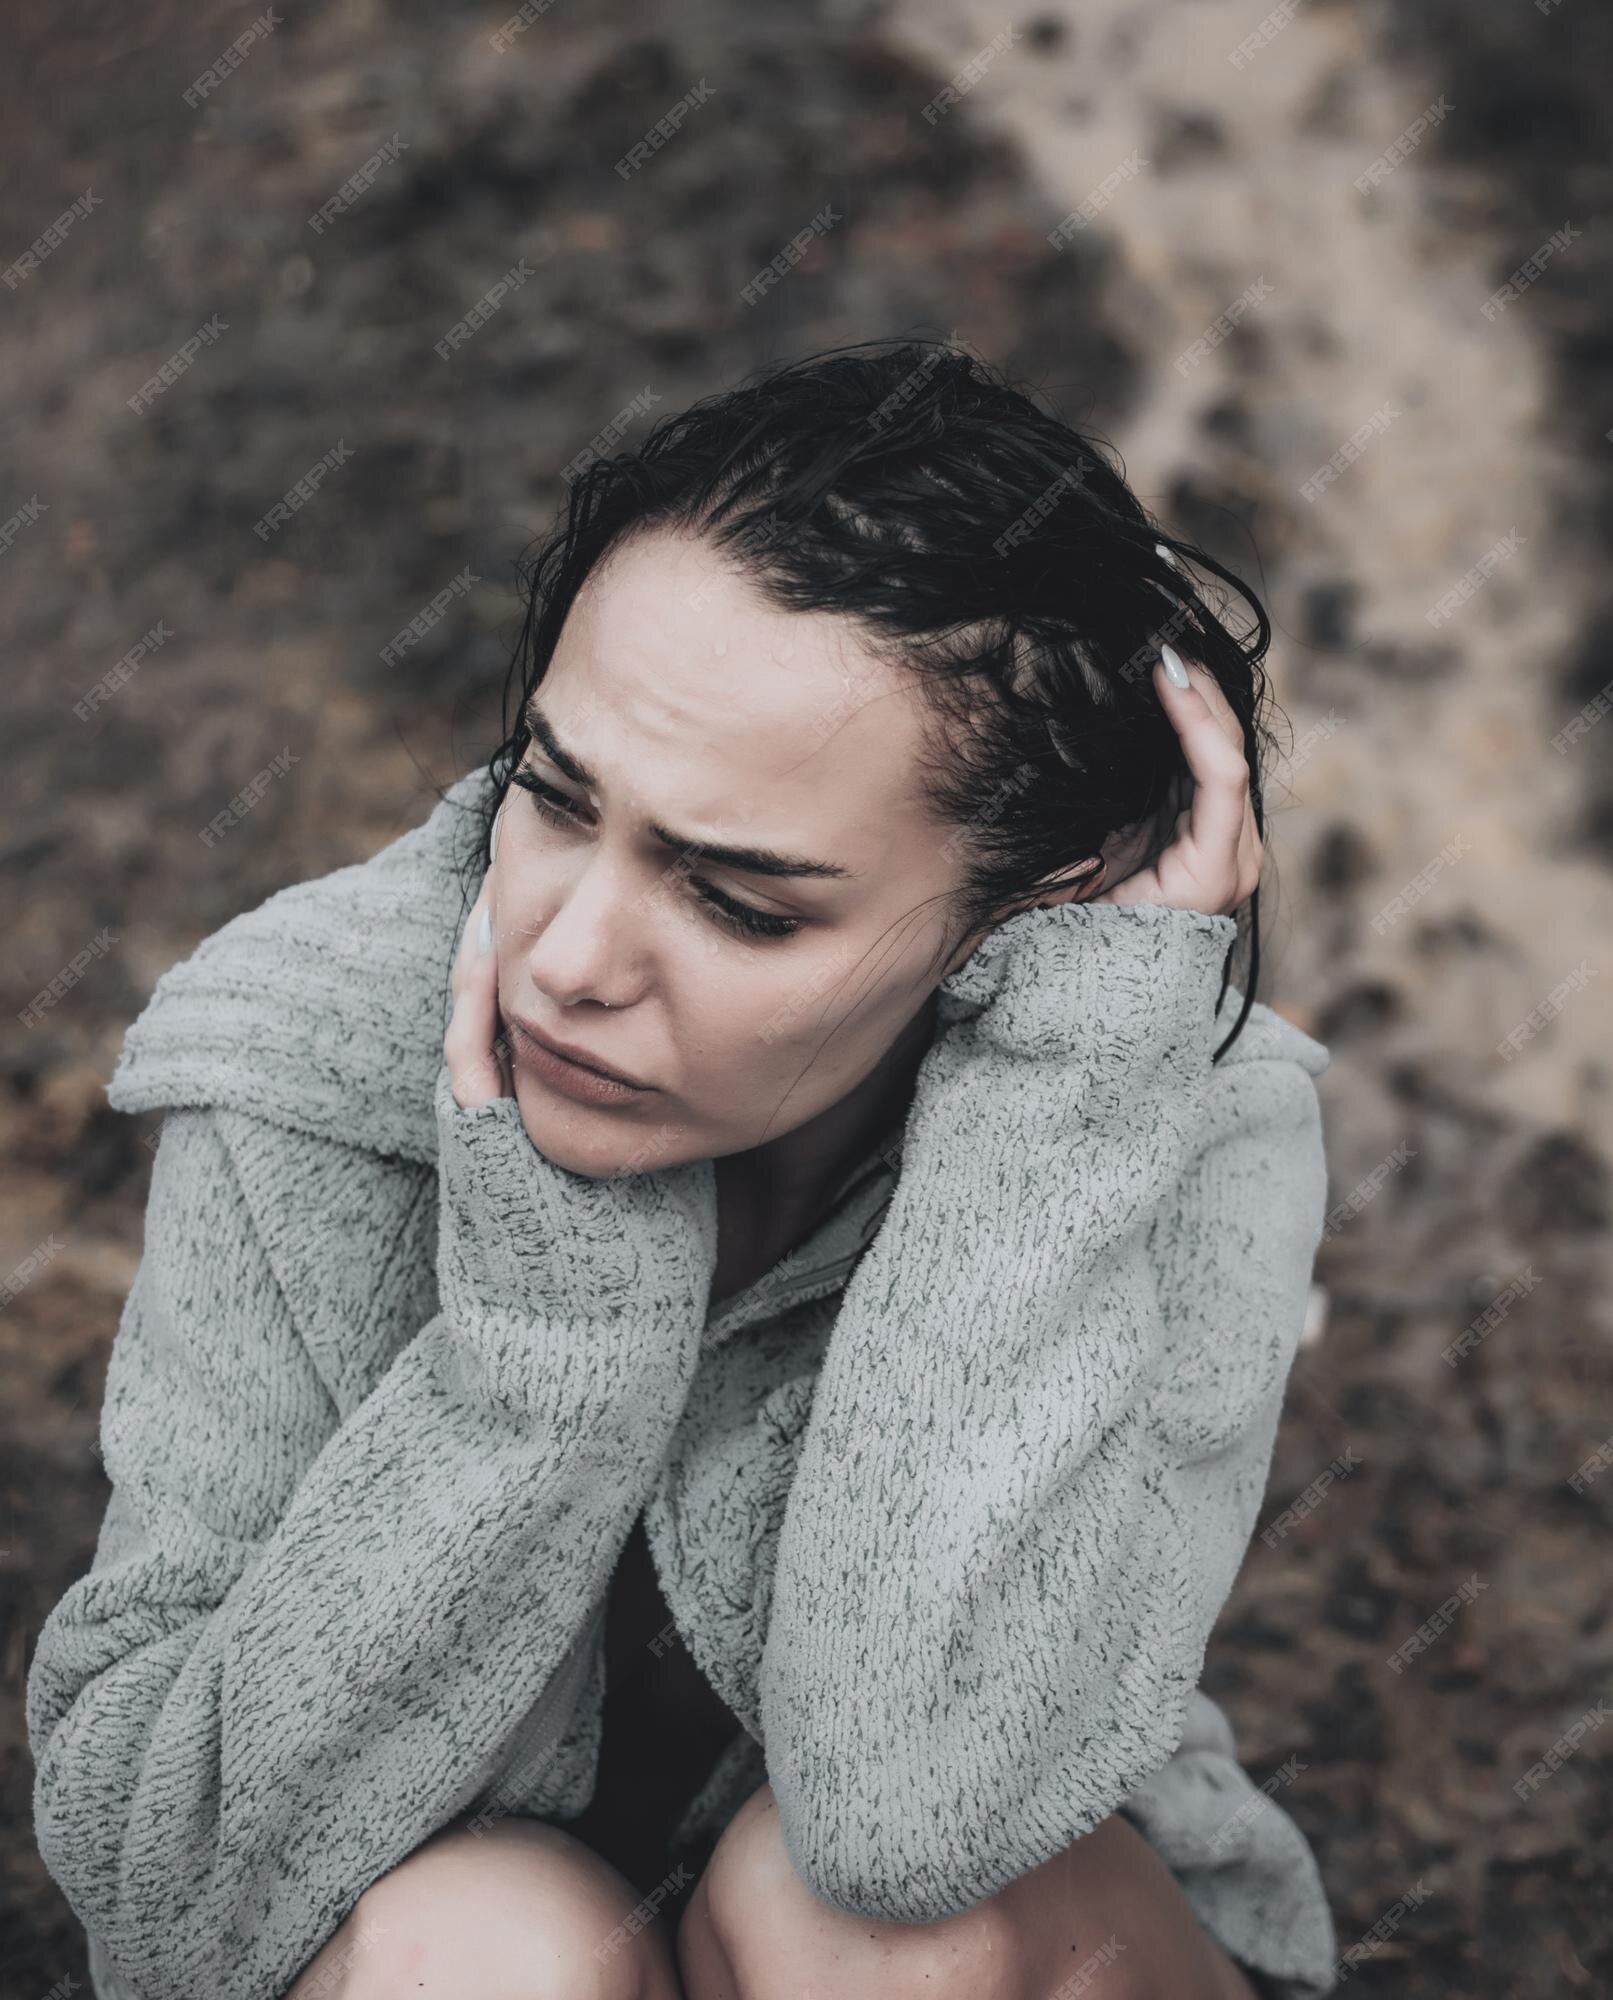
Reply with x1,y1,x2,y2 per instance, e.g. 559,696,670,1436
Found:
2,0,1609,1993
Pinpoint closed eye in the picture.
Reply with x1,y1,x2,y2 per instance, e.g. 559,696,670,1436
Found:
508,767,804,943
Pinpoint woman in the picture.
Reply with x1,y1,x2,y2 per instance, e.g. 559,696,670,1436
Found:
27,340,1338,2000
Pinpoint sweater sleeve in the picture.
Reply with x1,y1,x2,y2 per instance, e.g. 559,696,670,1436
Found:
26,1065,716,2000
756,901,1328,1923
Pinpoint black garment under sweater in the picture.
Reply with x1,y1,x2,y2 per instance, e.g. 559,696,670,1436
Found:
558,1508,747,1907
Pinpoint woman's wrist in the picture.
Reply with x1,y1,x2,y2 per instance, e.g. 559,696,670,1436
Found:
942,899,1237,1063
432,1060,718,1333
885,903,1237,1239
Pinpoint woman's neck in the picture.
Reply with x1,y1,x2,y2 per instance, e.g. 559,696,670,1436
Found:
710,990,939,1304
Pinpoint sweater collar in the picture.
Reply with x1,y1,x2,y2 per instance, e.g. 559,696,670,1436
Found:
103,762,997,1168
105,763,1326,1175
105,767,491,1165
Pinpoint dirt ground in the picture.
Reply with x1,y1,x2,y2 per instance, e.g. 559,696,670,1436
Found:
2,1,1609,1994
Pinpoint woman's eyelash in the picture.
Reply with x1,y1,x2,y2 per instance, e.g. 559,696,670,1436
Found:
508,768,803,943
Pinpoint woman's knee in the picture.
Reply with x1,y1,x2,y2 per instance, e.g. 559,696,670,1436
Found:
687,1786,1254,2000
689,1783,1030,2000
284,1815,680,2000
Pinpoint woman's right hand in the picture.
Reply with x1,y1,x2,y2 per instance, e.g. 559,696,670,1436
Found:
433,841,720,1328
445,865,516,1109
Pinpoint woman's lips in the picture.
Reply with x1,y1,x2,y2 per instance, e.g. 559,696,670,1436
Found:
507,1017,656,1106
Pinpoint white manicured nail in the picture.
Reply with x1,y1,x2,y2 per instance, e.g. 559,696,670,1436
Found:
1160,642,1190,689
477,904,492,954
1155,543,1178,569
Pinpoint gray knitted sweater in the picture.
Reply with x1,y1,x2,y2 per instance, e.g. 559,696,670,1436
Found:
27,766,1340,2000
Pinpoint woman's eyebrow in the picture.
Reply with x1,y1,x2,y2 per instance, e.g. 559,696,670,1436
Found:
522,698,857,882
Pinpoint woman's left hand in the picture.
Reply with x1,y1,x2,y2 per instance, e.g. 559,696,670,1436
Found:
1089,651,1263,915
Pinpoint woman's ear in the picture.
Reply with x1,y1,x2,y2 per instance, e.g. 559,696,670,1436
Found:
940,922,990,980
938,854,1108,979
1028,855,1107,909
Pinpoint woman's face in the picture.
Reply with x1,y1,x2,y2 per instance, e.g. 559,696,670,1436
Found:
486,528,992,1178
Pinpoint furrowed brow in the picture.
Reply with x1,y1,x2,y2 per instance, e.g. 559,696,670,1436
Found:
521,697,856,882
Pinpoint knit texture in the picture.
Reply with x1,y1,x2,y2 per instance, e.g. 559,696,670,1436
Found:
27,765,1341,2000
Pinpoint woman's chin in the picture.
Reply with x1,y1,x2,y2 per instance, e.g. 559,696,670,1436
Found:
511,1076,687,1179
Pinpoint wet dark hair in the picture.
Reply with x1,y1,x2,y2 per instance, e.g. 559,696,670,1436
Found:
454,334,1277,1062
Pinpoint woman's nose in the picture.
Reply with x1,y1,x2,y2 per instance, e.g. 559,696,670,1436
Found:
517,863,646,1008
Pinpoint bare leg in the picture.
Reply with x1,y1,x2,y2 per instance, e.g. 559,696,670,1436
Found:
282,1814,685,2000
677,1783,1264,2000
674,1864,738,1999
994,1809,1264,2000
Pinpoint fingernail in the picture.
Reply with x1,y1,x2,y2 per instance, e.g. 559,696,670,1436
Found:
1155,543,1178,569
1160,642,1190,689
477,903,492,954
